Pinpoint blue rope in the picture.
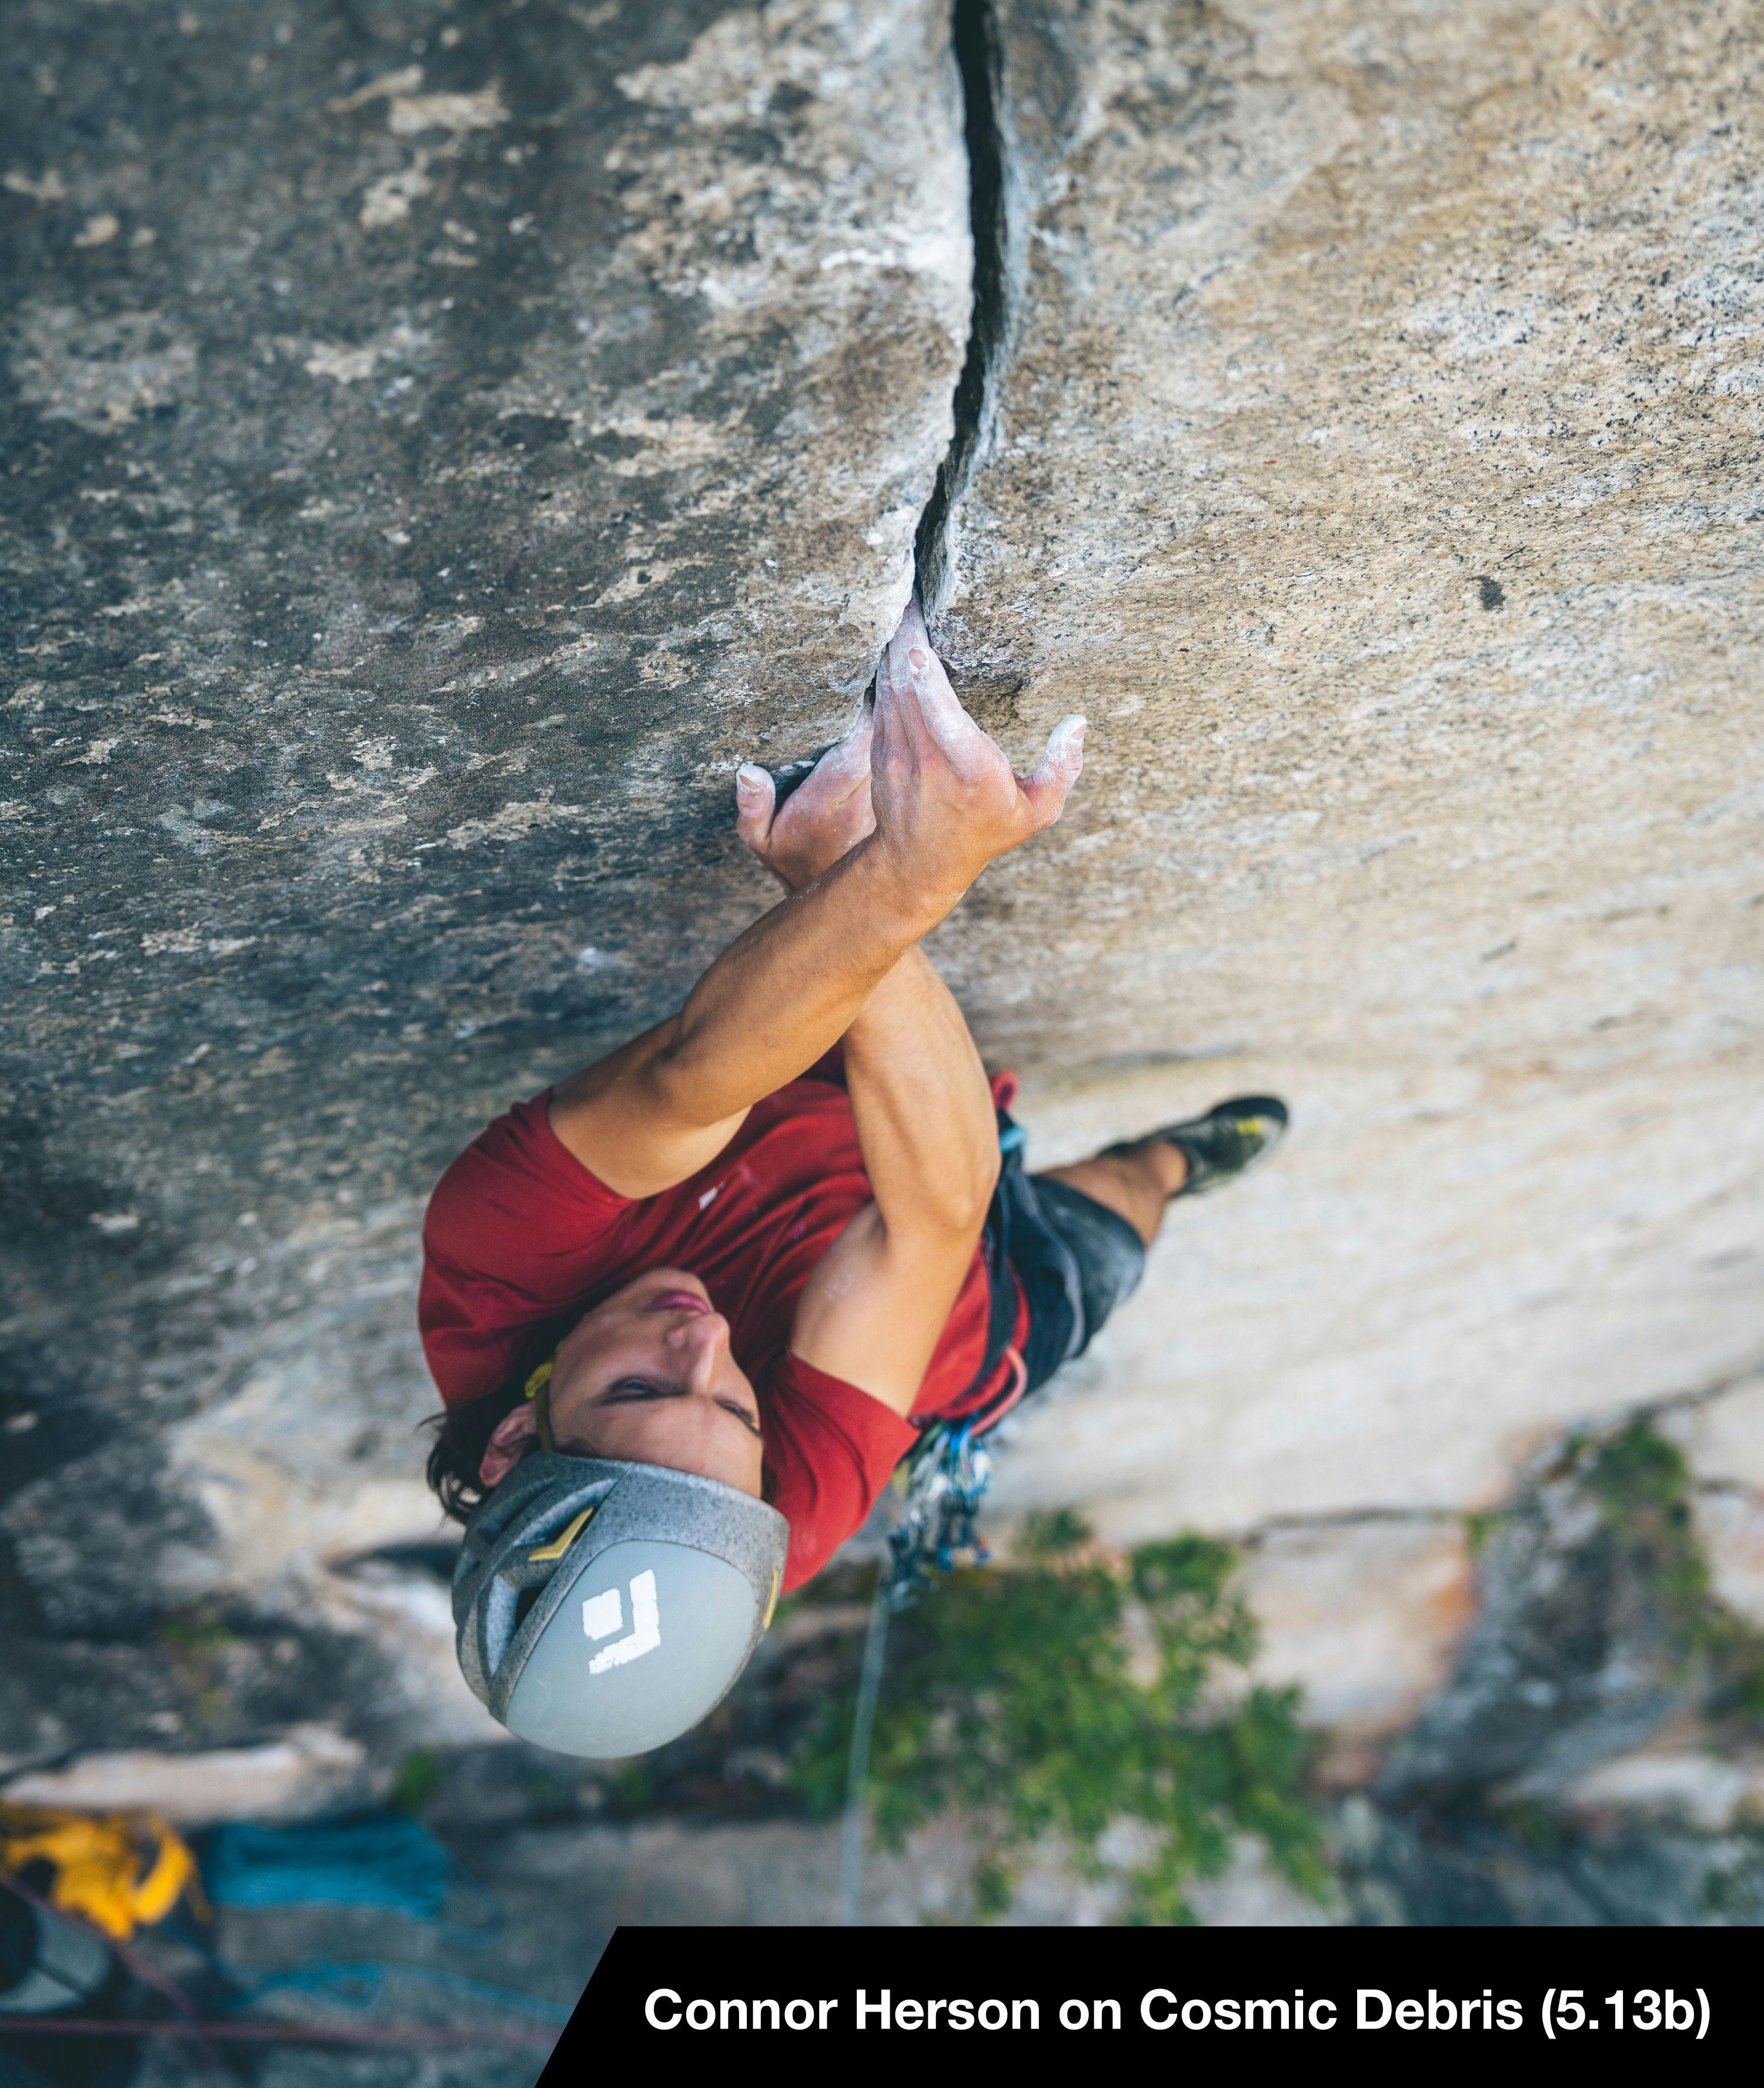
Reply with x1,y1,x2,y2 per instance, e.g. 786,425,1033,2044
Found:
204,1818,453,1919
197,1815,566,2032
203,1814,499,1944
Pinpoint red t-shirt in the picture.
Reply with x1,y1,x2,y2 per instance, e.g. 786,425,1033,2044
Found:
418,1062,1025,1590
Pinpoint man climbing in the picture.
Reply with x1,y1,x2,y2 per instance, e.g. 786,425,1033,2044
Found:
423,598,1287,1758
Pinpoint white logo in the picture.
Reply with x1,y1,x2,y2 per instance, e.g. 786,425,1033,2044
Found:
582,1569,662,1672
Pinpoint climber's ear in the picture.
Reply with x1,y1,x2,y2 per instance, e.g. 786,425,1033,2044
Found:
479,1401,540,1488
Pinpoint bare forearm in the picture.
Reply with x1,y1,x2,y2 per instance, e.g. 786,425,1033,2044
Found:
652,838,953,1125
784,945,997,1411
553,834,954,1188
841,947,999,1241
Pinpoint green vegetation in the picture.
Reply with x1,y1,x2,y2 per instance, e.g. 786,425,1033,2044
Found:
609,1761,656,1817
1700,1845,1764,1920
390,1747,443,1815
153,1602,239,1724
1462,1508,1512,1558
1489,1795,1571,1854
793,1515,1328,1924
519,1769,580,1820
1582,1421,1764,1722
153,1604,235,1653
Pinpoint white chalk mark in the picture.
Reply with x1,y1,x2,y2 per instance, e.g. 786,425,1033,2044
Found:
387,86,509,137
4,169,68,203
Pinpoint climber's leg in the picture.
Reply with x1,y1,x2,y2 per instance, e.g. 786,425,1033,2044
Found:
1038,1095,1291,1250
1036,1141,1185,1250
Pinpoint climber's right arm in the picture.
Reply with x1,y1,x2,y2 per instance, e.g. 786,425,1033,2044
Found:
546,840,951,1197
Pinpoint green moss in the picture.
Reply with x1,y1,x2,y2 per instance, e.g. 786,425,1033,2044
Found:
1493,1797,1570,1853
609,1762,655,1817
973,1859,1014,1919
1700,1860,1763,1921
520,1769,579,1820
153,1603,238,1723
1463,1509,1511,1558
390,1748,443,1816
153,1604,236,1652
1584,1421,1764,1722
1022,1507,1090,1558
791,1518,1328,1925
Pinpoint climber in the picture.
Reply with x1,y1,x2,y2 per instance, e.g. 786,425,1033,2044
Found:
422,596,1287,1758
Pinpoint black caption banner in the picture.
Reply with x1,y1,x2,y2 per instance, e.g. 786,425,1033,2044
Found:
542,1925,1752,2072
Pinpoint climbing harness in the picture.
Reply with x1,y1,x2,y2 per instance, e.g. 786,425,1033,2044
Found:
881,1347,1028,1608
878,1115,1051,1609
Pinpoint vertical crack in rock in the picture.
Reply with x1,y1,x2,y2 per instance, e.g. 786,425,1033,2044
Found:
914,0,1014,625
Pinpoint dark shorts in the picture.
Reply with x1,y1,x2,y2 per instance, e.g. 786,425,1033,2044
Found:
978,1110,1147,1397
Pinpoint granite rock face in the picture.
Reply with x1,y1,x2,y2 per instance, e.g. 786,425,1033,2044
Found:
2,0,1762,1833
1,0,967,1761
1337,1405,1764,1926
940,0,1764,1558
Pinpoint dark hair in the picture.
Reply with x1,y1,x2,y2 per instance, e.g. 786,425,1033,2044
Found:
424,1377,528,1525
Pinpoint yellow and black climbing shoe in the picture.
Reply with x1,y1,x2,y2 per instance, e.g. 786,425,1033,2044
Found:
1107,1094,1289,1200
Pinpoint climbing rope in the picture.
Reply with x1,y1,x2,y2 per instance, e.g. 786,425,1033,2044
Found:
837,1582,891,1928
202,1815,479,1926
840,1345,1028,1923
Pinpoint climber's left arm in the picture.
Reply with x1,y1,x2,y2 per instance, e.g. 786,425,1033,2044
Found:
786,944,1000,1415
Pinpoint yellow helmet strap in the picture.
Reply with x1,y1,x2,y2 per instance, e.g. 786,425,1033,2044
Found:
524,1357,557,1455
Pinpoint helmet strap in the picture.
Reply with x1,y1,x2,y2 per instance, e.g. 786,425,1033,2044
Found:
523,1357,557,1455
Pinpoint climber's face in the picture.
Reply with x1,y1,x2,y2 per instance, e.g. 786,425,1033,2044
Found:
540,1268,765,1495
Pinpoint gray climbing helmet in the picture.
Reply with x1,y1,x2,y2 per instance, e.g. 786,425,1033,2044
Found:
453,1452,789,1758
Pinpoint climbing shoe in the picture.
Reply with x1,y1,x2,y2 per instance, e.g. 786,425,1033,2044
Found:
1105,1095,1289,1200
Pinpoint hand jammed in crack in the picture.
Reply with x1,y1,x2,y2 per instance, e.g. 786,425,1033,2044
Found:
734,593,1086,897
